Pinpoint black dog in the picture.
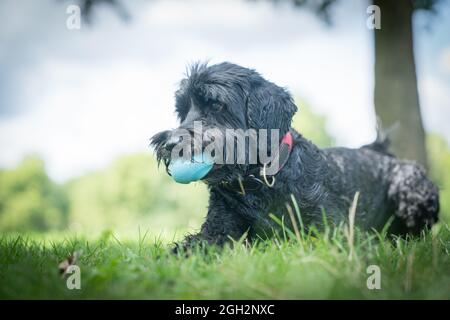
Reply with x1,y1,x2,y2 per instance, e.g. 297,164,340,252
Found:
151,62,439,250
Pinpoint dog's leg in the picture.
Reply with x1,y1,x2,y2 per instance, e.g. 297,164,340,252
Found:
173,193,254,253
388,161,439,234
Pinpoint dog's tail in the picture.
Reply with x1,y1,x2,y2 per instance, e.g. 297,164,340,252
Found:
362,119,397,157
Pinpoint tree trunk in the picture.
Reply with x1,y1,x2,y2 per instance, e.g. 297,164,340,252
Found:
373,0,428,168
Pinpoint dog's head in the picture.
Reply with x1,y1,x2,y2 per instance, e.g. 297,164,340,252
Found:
151,62,297,185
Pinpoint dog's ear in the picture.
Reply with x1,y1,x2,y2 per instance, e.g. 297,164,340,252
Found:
246,81,297,135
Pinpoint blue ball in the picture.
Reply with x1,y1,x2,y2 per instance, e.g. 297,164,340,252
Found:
168,153,214,184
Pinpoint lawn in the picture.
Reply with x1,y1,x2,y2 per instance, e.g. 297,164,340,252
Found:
1,222,449,299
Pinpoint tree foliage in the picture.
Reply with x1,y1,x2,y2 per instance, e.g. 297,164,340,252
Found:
292,100,335,148
0,156,68,231
65,153,208,234
427,134,450,219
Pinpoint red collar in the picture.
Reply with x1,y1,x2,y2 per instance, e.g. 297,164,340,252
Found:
277,131,294,173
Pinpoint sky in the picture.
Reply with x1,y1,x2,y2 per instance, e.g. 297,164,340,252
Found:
0,0,449,182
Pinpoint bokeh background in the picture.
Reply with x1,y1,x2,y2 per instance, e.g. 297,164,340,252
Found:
1,0,449,240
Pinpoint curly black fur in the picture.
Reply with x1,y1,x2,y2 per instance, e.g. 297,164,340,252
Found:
151,62,439,250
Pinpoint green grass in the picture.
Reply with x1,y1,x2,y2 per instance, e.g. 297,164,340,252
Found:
1,221,449,299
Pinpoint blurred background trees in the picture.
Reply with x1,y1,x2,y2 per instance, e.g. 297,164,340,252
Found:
0,156,68,231
65,153,208,235
0,153,208,236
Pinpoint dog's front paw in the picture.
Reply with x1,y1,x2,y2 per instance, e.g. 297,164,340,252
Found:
171,234,208,256
171,233,232,255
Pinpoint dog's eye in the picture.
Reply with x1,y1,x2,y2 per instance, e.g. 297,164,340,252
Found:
211,102,225,112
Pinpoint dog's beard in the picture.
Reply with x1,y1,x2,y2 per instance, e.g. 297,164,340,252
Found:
150,130,170,167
